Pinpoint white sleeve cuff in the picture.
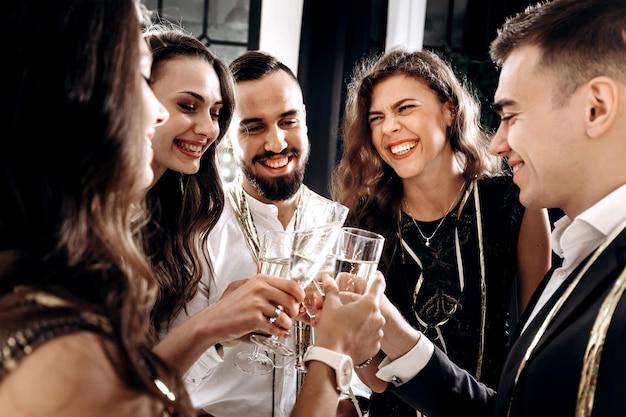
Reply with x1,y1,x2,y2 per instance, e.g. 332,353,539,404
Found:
183,344,224,392
375,334,434,386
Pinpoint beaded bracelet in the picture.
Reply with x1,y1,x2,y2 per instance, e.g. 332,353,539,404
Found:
355,357,373,369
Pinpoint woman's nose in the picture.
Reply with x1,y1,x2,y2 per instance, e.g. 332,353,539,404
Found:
381,113,400,135
193,112,220,140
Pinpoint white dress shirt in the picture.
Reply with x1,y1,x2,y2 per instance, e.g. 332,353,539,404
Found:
170,186,371,416
183,191,297,417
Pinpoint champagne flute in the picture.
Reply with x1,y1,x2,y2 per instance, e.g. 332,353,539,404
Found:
253,199,349,357
334,227,385,294
333,227,384,417
294,254,334,372
250,230,297,358
233,230,292,374
301,253,336,321
232,342,274,375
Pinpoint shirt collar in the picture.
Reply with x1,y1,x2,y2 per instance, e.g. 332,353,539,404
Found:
551,184,626,261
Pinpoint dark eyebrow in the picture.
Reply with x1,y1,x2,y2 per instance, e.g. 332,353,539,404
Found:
240,109,302,126
492,99,514,114
280,109,301,118
368,98,416,117
180,90,205,103
240,117,262,125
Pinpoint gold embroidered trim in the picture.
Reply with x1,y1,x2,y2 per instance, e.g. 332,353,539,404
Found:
576,266,626,417
401,179,486,378
226,180,261,262
507,218,626,417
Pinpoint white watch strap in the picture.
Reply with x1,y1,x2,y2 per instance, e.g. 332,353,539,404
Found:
303,346,352,392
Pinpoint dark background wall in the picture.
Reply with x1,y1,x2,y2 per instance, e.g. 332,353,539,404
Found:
296,0,536,197
297,0,386,197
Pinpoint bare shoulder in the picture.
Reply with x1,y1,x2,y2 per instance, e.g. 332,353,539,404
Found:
0,331,162,417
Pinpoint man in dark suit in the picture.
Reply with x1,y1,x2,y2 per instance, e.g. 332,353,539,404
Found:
355,1,626,416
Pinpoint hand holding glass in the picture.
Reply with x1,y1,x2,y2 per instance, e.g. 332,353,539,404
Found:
233,230,293,374
251,230,296,357
255,198,349,358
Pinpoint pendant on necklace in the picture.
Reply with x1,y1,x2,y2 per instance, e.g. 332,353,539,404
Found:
404,180,467,249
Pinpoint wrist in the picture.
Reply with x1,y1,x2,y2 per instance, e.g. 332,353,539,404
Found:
303,346,353,393
382,326,421,360
313,332,347,355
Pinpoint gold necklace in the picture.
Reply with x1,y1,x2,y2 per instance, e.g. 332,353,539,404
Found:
403,180,466,247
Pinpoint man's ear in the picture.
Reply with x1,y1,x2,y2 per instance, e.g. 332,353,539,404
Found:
584,76,619,138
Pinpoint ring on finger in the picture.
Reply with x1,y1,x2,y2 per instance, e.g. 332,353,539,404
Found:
268,305,284,324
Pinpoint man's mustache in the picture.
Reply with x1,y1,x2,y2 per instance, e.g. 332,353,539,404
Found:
252,149,300,163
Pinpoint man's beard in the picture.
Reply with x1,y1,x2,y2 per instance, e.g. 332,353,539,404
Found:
241,156,307,201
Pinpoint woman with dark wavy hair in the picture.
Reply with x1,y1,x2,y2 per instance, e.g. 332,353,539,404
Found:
0,1,200,415
142,26,307,383
0,4,384,415
331,48,551,417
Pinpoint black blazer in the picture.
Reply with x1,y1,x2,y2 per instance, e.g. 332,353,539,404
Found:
390,227,626,417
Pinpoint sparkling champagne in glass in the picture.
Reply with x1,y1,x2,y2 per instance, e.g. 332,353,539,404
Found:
258,256,290,277
253,198,349,358
334,227,384,294
234,230,294,374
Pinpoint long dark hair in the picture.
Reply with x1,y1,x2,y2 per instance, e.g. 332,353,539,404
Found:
1,0,194,414
143,25,236,334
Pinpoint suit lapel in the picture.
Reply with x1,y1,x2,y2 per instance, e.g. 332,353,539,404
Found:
496,226,626,415
513,257,563,340
530,232,626,354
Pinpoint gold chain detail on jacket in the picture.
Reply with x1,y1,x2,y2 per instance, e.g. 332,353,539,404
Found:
576,265,626,417
507,218,626,417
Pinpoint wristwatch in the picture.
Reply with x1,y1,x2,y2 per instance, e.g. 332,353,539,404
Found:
303,346,353,393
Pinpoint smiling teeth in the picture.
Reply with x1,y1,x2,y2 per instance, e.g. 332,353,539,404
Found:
511,163,522,174
176,140,202,153
390,142,416,156
264,159,288,168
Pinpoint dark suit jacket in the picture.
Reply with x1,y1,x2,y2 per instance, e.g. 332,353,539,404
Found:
390,227,626,417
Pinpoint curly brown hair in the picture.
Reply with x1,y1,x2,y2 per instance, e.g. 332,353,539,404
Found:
331,48,505,234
